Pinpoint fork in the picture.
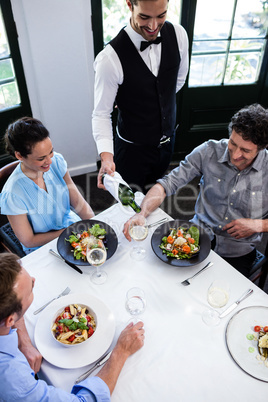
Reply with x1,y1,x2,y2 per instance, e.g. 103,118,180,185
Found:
33,287,71,315
147,217,168,228
180,262,213,286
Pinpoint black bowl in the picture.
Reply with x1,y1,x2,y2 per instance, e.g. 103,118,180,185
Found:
57,219,118,266
151,220,211,267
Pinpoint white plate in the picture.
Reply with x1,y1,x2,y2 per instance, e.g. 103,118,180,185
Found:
226,306,268,382
34,293,115,369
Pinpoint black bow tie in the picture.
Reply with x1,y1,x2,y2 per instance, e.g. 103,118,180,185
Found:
140,37,162,51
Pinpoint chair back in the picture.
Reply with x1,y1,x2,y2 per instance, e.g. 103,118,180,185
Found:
250,236,268,290
0,160,19,190
0,160,25,257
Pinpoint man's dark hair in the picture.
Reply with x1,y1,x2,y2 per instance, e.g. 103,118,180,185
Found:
129,0,169,8
228,103,268,150
4,117,50,158
0,253,23,323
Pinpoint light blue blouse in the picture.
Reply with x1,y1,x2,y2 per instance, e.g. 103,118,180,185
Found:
0,152,80,254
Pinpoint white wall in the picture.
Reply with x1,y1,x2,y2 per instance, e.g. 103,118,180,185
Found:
10,0,98,176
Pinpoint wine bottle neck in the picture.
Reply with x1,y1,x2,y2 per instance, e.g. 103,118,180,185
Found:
129,200,141,213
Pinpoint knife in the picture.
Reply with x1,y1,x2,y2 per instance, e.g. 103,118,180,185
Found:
75,351,112,384
219,288,253,318
49,249,83,274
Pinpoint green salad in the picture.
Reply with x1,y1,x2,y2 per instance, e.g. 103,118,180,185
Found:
159,226,200,259
65,224,107,261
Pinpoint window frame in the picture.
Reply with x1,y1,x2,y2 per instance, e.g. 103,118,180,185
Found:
0,0,32,167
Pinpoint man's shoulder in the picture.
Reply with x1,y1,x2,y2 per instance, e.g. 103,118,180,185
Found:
165,21,188,41
207,138,228,145
192,139,228,161
193,138,228,153
94,42,118,64
206,138,228,151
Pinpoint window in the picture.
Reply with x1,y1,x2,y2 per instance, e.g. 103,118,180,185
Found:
0,0,31,167
0,6,21,110
189,0,268,87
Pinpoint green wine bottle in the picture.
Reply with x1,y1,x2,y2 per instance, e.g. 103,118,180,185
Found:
118,183,141,213
102,172,141,213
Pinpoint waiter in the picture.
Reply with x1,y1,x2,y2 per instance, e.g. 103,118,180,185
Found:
92,0,189,192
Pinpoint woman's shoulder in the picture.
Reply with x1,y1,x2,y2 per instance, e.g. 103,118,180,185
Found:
52,151,65,164
1,163,25,191
0,166,30,214
50,151,67,177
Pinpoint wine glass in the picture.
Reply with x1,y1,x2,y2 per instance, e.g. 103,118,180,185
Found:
86,240,107,285
128,215,148,261
125,287,146,324
202,279,230,326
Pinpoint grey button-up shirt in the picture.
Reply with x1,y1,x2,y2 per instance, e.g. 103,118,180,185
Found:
157,139,268,257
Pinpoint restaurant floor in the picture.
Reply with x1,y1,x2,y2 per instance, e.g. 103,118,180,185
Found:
72,168,268,294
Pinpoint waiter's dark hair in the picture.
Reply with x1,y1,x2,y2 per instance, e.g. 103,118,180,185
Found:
228,103,268,150
4,117,50,157
0,253,22,323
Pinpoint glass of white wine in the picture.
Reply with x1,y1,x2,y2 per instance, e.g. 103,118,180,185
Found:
125,287,146,324
86,240,107,285
128,215,148,261
202,279,230,326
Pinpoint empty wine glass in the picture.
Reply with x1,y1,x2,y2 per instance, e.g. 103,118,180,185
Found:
86,240,107,285
125,287,146,324
202,279,230,326
128,215,148,261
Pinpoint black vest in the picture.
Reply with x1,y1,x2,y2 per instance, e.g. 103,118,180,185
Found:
110,22,181,147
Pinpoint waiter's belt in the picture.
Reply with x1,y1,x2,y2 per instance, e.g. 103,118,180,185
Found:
117,129,171,148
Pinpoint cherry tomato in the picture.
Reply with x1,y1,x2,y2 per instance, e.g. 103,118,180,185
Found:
71,242,79,248
172,249,178,255
263,326,268,332
64,306,70,312
55,315,62,323
254,325,261,332
86,315,92,323
88,327,94,337
177,230,183,237
56,325,63,333
68,335,76,342
188,237,195,244
63,312,71,319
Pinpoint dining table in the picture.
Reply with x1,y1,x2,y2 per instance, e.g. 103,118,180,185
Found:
22,193,268,402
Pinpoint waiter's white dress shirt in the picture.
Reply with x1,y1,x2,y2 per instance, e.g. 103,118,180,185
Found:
92,21,189,156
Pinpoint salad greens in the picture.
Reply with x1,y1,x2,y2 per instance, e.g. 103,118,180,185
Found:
65,223,107,261
59,317,89,331
89,224,106,238
160,226,200,260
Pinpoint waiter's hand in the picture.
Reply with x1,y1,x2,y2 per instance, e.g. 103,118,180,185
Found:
222,218,262,239
97,152,116,189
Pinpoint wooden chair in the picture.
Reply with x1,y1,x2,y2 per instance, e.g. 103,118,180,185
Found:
0,161,26,258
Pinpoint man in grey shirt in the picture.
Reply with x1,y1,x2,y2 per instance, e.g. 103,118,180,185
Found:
123,103,268,277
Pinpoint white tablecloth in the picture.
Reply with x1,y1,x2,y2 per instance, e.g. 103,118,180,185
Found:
22,201,268,402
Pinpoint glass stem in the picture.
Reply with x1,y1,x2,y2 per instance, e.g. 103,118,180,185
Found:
96,265,101,277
